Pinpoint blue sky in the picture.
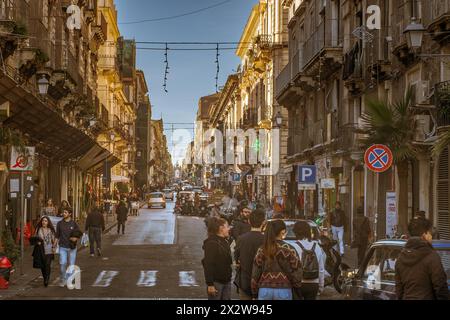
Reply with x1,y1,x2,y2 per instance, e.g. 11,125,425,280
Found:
115,0,257,164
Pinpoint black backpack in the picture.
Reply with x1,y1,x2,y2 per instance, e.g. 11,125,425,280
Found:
296,241,319,280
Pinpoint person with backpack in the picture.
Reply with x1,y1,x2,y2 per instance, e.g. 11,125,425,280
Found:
330,201,346,256
251,220,303,300
287,221,325,300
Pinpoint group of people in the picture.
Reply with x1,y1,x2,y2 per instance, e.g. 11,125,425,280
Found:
202,204,326,300
202,203,448,300
31,195,137,288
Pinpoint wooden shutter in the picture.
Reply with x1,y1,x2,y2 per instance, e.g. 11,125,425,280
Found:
437,147,450,240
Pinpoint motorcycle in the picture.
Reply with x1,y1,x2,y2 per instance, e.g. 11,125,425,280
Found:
318,234,350,293
198,200,209,217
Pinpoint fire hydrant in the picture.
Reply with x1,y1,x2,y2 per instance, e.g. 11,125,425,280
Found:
0,256,13,289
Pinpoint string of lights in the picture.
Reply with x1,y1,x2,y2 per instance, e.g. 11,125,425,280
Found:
215,43,220,93
163,43,170,93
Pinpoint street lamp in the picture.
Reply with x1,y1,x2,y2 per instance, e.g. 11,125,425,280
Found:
37,75,49,95
403,18,426,51
273,111,283,128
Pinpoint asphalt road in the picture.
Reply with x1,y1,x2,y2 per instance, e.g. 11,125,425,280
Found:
5,201,342,300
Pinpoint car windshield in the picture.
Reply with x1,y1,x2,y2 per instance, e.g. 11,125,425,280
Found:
150,193,163,198
163,189,171,193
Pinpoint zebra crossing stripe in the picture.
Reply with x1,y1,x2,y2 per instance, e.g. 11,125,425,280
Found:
179,271,199,287
92,271,119,287
137,270,158,287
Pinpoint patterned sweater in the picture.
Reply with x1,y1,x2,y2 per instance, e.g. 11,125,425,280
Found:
251,241,303,297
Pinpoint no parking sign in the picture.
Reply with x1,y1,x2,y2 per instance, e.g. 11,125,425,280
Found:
364,144,393,173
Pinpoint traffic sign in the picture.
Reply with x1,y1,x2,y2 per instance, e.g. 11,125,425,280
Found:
10,147,35,171
297,165,316,184
246,174,253,184
213,168,220,178
364,144,393,173
232,173,241,185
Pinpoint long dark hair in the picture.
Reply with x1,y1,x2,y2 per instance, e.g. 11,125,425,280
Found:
36,216,56,234
263,220,286,262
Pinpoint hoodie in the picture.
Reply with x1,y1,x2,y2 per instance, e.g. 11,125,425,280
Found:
395,238,448,300
202,235,232,286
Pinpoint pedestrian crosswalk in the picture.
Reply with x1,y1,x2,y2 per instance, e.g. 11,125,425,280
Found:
42,270,202,289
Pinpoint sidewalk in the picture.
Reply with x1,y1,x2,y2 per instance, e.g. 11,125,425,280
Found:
0,213,117,300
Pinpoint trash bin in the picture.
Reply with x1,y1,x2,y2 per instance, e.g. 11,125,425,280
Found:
0,256,12,289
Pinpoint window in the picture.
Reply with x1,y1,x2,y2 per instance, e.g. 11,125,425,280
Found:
409,0,421,20
42,0,49,28
363,248,383,290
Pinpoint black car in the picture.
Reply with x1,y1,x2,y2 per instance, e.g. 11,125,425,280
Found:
341,240,450,300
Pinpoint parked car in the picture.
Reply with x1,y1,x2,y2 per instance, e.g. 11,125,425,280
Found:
163,188,174,201
147,192,166,209
341,240,450,300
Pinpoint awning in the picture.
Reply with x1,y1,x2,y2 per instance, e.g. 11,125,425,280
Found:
77,144,115,172
0,68,97,161
111,175,130,183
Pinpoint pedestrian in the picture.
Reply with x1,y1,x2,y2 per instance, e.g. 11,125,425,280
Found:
330,201,346,257
33,216,57,287
234,209,265,300
116,200,128,235
58,200,71,217
288,221,325,300
231,202,252,241
395,217,448,300
201,217,233,300
41,199,57,217
251,220,303,300
352,207,372,266
55,208,82,287
414,211,440,240
85,206,105,257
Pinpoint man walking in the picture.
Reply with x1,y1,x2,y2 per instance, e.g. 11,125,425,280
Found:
55,208,82,287
352,207,372,266
330,201,346,257
234,209,266,300
116,201,128,235
85,207,105,257
231,202,252,241
395,218,448,300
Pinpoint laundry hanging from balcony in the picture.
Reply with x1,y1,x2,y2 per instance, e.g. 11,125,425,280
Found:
342,42,360,81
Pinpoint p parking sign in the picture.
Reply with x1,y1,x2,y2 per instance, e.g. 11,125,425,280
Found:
297,165,316,184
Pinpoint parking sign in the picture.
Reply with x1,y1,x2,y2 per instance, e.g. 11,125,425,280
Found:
297,165,316,184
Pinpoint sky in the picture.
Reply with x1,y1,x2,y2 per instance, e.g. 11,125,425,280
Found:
115,0,257,165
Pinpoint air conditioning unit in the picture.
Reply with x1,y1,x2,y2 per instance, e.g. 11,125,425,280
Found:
410,80,430,105
414,115,431,142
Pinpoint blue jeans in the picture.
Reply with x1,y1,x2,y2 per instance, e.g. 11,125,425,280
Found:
59,247,77,282
258,288,293,300
207,282,232,300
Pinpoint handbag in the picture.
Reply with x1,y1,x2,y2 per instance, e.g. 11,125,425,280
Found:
80,233,89,247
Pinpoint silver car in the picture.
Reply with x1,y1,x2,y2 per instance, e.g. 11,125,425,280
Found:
147,192,166,209
163,188,174,201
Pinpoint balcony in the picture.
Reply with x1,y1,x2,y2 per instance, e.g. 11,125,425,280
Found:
300,20,342,77
113,115,131,141
93,13,108,44
333,123,363,154
435,81,450,128
427,0,450,45
242,108,258,128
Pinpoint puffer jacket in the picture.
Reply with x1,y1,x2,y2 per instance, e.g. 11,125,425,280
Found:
395,237,448,300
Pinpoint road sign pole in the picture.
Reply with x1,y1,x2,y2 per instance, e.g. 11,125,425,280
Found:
20,171,24,276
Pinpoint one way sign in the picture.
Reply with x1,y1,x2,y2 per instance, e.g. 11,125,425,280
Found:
297,165,316,184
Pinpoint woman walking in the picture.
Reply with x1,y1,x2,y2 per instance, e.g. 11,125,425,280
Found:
41,199,57,217
251,220,303,300
202,217,233,300
34,216,57,287
58,200,71,217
